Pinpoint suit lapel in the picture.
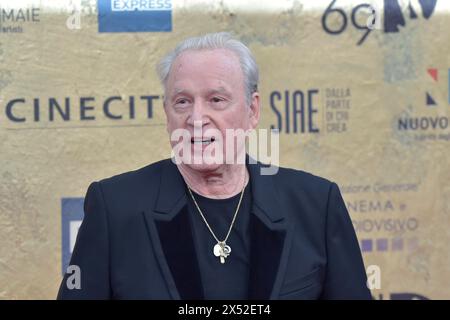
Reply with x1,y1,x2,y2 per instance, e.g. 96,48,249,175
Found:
247,160,294,300
144,157,293,300
143,159,204,300
151,205,204,299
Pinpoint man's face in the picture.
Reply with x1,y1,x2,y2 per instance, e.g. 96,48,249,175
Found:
164,48,260,172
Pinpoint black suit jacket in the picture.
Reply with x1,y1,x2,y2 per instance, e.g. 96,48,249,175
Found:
58,157,372,299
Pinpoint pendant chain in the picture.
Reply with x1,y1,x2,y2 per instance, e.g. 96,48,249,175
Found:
187,184,246,245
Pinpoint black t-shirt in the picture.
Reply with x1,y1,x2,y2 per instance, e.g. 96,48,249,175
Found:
185,181,252,300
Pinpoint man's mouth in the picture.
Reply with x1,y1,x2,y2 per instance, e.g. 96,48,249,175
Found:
191,137,216,145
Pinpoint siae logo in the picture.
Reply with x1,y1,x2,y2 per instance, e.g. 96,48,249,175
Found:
269,89,320,134
322,0,437,45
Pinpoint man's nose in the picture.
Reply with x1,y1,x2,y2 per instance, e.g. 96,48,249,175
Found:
186,100,210,127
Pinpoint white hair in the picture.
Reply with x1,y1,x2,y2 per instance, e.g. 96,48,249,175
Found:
157,32,259,105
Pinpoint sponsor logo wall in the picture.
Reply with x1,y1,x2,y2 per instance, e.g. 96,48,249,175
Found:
0,0,448,299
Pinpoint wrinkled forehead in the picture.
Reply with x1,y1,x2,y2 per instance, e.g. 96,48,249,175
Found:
167,48,245,85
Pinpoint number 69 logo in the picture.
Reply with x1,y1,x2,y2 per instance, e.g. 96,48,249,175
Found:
321,0,381,46
322,0,438,46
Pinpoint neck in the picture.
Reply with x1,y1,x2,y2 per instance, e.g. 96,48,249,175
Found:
177,163,249,199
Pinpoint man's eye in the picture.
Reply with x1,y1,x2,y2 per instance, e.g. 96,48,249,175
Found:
175,99,188,105
211,97,224,103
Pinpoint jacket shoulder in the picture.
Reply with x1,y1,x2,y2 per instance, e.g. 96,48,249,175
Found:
90,159,172,209
97,158,169,188
85,158,175,216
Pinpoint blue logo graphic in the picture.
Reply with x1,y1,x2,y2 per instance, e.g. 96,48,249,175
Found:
360,237,418,253
425,68,450,106
98,0,172,33
61,198,84,274
384,0,437,33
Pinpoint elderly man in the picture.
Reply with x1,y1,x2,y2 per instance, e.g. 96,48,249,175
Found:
58,32,371,300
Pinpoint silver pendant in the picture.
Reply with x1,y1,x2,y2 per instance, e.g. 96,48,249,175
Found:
213,242,231,264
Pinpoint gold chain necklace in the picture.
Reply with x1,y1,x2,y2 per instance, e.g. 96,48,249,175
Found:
187,184,246,264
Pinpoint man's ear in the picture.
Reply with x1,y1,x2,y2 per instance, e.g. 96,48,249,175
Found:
248,92,261,129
